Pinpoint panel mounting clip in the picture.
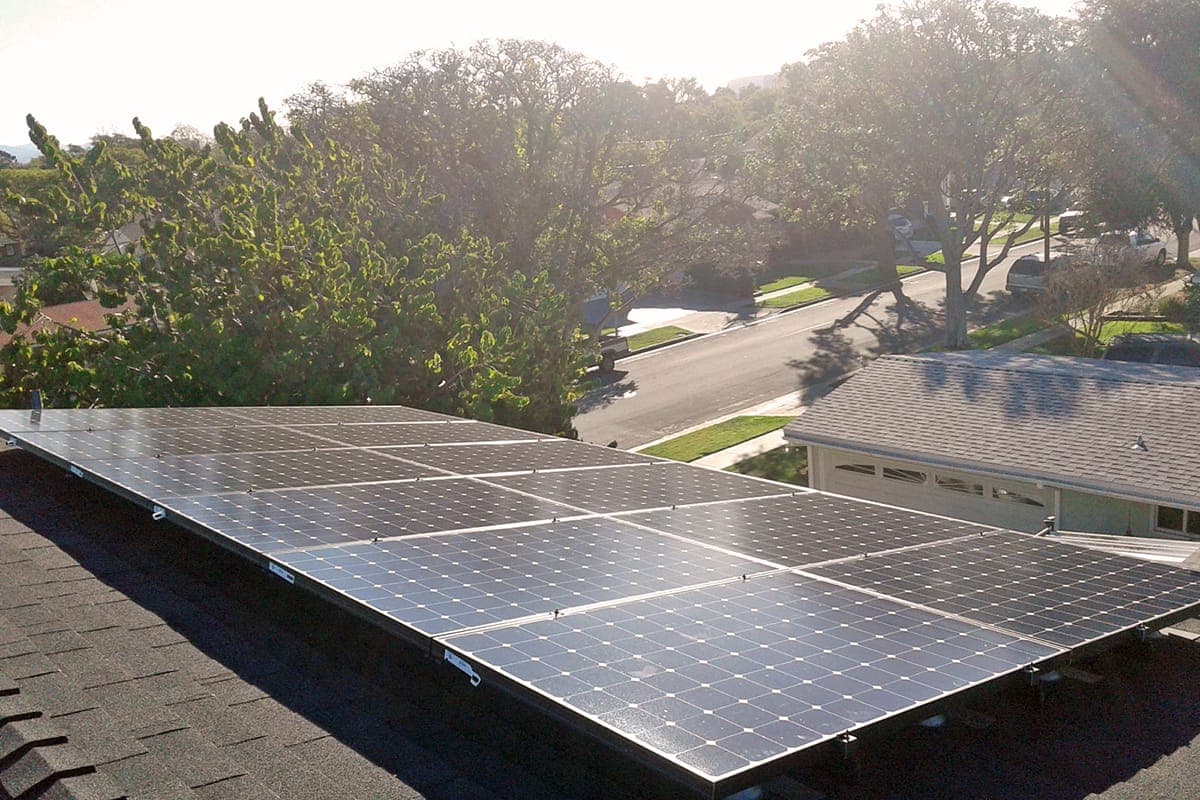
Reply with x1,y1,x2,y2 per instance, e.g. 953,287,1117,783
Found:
268,562,295,584
444,649,482,687
68,465,84,478
5,437,16,448
151,506,167,521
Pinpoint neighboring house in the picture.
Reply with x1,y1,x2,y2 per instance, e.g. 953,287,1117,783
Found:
0,233,21,267
786,351,1200,539
0,298,132,348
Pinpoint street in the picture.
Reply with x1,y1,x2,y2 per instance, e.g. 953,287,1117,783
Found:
574,239,1123,448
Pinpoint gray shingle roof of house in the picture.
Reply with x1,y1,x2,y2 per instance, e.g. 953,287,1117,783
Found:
784,351,1200,510
0,450,649,800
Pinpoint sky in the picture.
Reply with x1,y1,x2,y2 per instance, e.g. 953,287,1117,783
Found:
0,0,1078,147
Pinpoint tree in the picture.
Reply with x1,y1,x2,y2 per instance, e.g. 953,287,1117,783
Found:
288,40,767,331
0,151,16,169
1035,248,1150,357
762,0,1072,348
0,101,589,435
1073,0,1200,267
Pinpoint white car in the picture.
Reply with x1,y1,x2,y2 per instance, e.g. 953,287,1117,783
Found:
1099,231,1168,265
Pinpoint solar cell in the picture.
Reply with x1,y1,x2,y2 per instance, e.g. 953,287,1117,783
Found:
618,493,992,567
14,425,334,461
488,462,791,515
384,439,654,475
166,478,578,553
273,517,766,635
83,448,438,496
296,420,549,448
441,571,1059,786
806,531,1200,646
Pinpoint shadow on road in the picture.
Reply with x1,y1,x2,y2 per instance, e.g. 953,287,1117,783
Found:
575,370,638,414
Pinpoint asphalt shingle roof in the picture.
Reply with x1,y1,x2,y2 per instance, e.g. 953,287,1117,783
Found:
0,450,651,800
785,351,1200,510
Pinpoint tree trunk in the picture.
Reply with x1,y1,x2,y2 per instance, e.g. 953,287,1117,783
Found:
1173,215,1192,268
875,214,899,286
943,248,967,349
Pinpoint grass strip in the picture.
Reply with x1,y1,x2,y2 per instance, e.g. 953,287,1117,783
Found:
640,416,794,463
967,315,1046,349
757,286,831,309
757,275,814,294
1097,320,1185,343
626,325,693,351
725,445,808,487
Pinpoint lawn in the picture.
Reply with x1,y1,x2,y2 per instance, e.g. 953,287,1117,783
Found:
725,445,808,487
640,416,794,463
757,275,813,294
757,286,832,309
967,314,1047,349
1097,320,1185,343
626,325,693,351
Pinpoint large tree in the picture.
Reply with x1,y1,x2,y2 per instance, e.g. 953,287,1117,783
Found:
1072,0,1200,266
0,101,588,434
288,40,767,329
762,0,1071,348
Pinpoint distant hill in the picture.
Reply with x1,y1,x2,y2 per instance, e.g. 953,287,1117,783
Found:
0,143,41,164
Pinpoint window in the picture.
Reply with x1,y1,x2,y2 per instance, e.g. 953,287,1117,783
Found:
883,467,926,485
992,487,1044,507
3,244,14,256
1156,506,1200,537
835,463,876,476
936,475,983,495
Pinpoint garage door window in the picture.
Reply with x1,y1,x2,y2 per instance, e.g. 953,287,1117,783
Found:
936,475,984,495
992,487,1044,507
882,467,926,485
835,463,877,476
1156,505,1200,537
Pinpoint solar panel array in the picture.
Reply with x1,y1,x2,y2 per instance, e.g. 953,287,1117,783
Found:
3,404,1199,799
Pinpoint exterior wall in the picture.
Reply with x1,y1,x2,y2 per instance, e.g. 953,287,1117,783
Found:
808,445,1196,539
1059,490,1154,536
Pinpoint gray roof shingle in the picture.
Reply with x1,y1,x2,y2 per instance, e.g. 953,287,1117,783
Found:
785,351,1200,509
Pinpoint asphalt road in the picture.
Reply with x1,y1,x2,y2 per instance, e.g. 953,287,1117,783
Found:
576,240,1051,448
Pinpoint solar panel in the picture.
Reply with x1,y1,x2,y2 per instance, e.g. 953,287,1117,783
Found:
82,448,438,496
222,404,452,426
806,531,1200,646
616,493,993,567
294,420,549,448
488,461,793,515
441,571,1059,790
15,425,335,461
165,478,579,554
384,439,654,475
272,517,767,636
0,406,245,432
4,404,1199,799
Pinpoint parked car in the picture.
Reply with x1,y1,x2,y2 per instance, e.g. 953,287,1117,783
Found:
1098,231,1168,265
1057,209,1084,236
1104,334,1200,367
888,213,914,239
1006,253,1069,295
